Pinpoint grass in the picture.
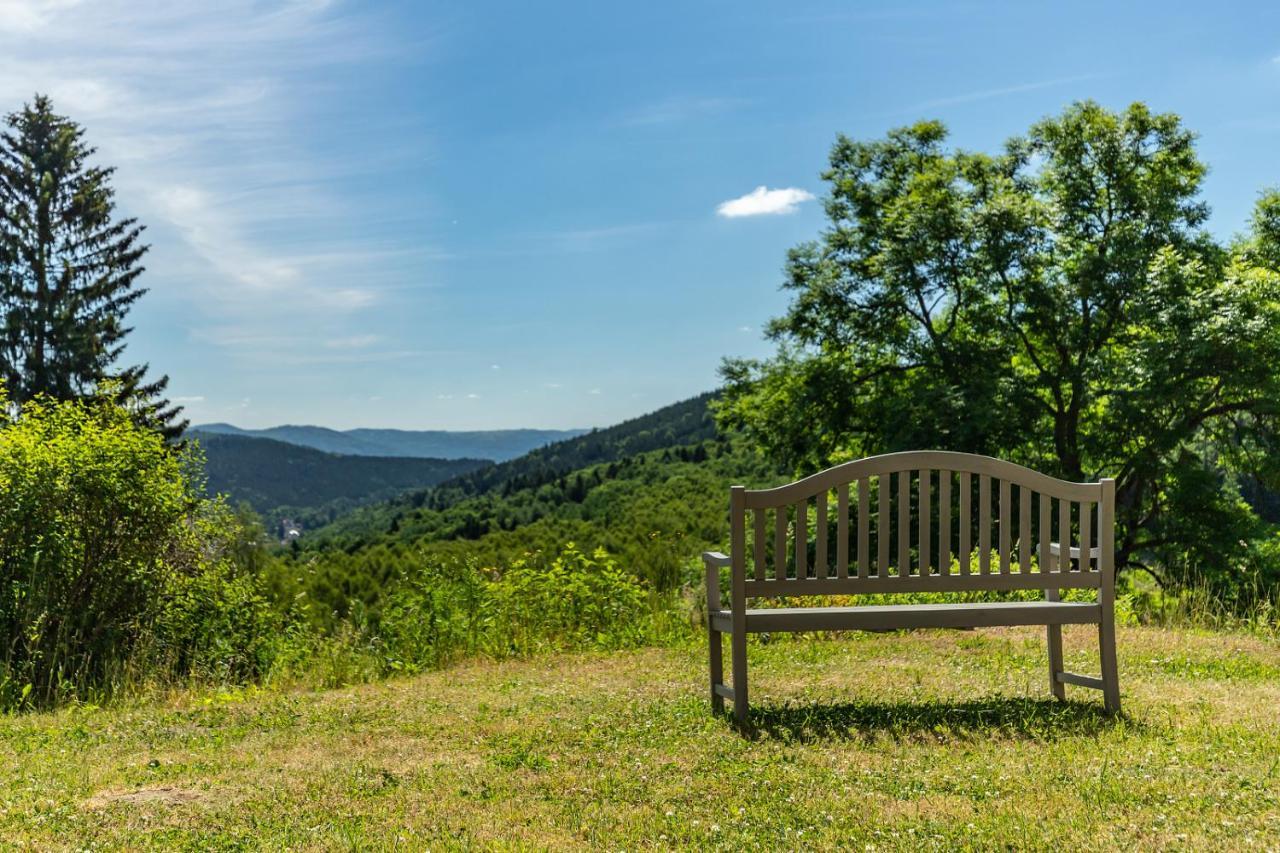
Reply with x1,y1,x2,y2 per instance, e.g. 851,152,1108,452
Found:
1,625,1279,849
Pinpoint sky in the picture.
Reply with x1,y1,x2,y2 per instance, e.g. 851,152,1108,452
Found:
1,0,1279,430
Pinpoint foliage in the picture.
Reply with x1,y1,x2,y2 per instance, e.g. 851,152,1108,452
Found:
0,388,274,707
0,94,184,439
307,392,723,544
718,101,1280,594
193,430,490,524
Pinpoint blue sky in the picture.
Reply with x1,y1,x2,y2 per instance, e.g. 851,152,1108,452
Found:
2,1,1279,429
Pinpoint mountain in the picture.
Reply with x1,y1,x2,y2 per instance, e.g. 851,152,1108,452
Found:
297,391,734,546
193,432,491,522
191,423,587,461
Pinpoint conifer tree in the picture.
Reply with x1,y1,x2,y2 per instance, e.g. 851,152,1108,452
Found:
0,94,185,439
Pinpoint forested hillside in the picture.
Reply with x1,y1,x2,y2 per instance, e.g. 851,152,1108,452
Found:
299,392,724,545
272,430,786,631
194,432,490,521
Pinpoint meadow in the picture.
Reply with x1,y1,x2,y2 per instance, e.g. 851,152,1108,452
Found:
3,624,1277,850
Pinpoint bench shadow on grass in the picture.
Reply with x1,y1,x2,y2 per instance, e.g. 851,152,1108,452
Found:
734,697,1128,743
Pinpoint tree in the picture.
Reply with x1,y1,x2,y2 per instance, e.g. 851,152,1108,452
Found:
0,94,185,439
718,101,1280,589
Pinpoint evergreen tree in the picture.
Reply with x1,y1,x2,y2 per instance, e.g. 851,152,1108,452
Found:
0,94,185,439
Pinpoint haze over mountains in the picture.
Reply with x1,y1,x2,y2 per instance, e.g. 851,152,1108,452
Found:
192,423,588,462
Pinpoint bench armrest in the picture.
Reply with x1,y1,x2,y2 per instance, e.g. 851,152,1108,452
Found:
702,551,730,613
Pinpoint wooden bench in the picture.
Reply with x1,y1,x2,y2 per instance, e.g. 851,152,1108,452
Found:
703,451,1120,722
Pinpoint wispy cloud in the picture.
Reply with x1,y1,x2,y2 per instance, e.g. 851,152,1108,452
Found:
717,186,815,218
905,73,1106,112
0,1,426,363
618,95,747,127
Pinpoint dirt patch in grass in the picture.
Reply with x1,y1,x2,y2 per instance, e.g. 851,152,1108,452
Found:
84,785,204,808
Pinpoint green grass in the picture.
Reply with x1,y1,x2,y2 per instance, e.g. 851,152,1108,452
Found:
2,625,1279,849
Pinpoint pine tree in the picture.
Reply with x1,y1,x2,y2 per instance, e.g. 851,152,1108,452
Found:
0,94,185,439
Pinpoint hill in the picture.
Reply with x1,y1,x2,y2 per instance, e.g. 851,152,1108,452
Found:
294,391,732,549
4,625,1276,847
192,422,587,461
193,432,491,523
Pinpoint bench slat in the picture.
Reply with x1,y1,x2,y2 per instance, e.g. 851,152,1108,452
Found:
743,569,1100,597
959,471,971,575
857,477,869,579
898,471,910,578
796,500,808,579
1080,500,1092,573
1040,491,1052,576
1019,484,1031,574
774,506,787,581
999,478,1011,575
836,484,849,580
753,508,766,581
939,469,951,575
877,475,889,577
1059,498,1071,573
920,469,932,576
979,474,991,575
815,490,828,579
733,601,1102,633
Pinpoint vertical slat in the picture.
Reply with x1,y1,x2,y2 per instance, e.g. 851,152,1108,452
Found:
1039,492,1052,574
1059,498,1071,573
919,469,932,576
1018,485,1031,574
795,501,808,579
729,487,749,721
898,470,911,578
979,474,991,574
959,471,971,575
857,478,870,578
814,491,828,579
938,470,951,576
998,478,1011,574
836,484,849,580
877,475,889,576
774,506,787,581
1099,479,1121,713
1079,500,1092,574
752,509,766,581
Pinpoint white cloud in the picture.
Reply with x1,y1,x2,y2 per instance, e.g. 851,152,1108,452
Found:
716,186,815,218
738,325,752,333
588,388,602,395
466,393,480,399
171,395,205,403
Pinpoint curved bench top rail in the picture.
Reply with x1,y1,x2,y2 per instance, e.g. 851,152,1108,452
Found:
740,450,1102,509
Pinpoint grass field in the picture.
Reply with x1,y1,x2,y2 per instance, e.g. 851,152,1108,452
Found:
2,625,1279,850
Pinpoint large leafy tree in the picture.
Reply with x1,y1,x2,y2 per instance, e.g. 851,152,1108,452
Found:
718,101,1280,588
0,94,185,439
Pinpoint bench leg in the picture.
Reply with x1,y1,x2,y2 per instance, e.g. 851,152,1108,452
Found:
1045,589,1065,701
731,625,748,723
708,622,724,714
1099,608,1121,714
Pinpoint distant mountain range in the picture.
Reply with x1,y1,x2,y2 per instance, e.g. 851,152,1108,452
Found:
191,423,588,462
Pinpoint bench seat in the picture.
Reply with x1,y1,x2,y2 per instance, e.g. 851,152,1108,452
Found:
710,600,1100,634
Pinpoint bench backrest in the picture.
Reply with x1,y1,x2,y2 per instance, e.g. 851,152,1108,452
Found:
729,451,1114,599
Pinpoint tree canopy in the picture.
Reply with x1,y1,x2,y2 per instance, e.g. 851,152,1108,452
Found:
0,94,184,439
718,101,1280,590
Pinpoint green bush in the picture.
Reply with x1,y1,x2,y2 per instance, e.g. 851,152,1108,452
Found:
0,389,278,708
374,544,658,674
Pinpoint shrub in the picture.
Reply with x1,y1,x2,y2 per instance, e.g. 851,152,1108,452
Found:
0,389,278,707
